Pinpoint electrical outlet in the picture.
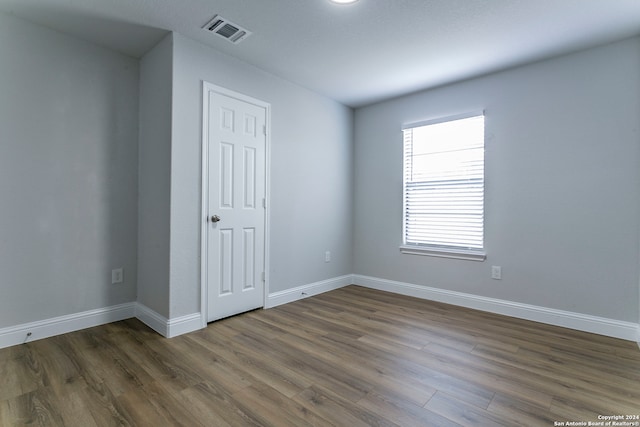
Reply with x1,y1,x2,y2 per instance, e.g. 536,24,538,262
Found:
111,268,124,284
491,266,502,280
325,251,331,263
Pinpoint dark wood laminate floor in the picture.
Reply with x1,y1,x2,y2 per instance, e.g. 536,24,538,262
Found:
1,285,639,426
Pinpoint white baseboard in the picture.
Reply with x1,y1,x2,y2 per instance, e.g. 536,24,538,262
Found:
0,303,136,350
266,274,352,308
135,304,203,338
1,276,635,349
0,302,204,350
353,275,639,342
167,313,203,338
134,303,168,337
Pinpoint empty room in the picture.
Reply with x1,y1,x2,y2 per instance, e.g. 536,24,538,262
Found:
1,0,639,425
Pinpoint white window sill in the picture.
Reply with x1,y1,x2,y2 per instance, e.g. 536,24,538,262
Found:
399,245,486,261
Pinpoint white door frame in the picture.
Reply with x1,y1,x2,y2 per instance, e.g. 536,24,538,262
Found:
200,81,271,327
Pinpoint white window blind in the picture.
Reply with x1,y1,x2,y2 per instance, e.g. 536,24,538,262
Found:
402,114,485,254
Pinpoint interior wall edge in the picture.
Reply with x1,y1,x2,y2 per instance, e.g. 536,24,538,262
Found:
0,277,636,349
0,303,136,350
265,275,353,309
134,303,203,338
352,274,639,342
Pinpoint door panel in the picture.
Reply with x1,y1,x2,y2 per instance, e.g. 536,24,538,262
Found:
206,89,266,322
243,227,255,290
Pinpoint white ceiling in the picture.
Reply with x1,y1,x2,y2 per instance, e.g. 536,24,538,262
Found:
1,0,640,107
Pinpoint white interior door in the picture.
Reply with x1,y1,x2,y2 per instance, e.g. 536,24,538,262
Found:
205,86,267,322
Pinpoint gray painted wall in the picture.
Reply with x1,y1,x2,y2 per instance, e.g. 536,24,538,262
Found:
137,34,173,318
0,13,139,327
1,11,638,337
354,37,640,323
169,33,354,317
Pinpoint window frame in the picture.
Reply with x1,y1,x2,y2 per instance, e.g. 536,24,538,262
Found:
400,111,486,261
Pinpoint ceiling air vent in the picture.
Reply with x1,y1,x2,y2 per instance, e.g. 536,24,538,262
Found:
203,15,252,44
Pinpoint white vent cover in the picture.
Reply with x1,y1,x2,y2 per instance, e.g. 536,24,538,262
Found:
203,15,252,44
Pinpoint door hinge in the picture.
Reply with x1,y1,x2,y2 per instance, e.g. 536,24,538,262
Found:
262,198,266,209
263,125,267,135
261,272,266,282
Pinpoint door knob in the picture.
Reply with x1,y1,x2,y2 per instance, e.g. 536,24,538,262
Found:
210,215,221,223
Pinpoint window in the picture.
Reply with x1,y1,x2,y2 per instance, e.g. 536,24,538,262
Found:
401,113,485,261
